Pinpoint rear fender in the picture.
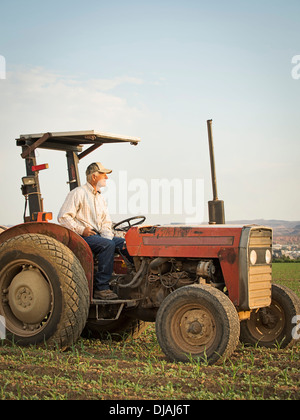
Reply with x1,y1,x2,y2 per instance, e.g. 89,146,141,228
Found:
0,222,94,296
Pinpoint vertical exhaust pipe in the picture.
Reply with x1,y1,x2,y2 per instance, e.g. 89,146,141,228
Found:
207,119,225,224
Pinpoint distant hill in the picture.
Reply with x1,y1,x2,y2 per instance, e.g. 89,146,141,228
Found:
229,220,300,246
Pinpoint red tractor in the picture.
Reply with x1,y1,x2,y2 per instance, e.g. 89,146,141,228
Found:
0,123,299,365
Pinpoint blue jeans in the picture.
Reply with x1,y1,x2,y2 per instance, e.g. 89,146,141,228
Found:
83,235,132,291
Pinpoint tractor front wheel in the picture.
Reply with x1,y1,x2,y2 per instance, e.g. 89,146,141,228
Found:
156,284,240,365
240,284,300,348
0,234,89,349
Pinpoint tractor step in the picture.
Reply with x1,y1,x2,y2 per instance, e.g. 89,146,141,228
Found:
91,298,138,306
91,298,139,321
91,299,139,321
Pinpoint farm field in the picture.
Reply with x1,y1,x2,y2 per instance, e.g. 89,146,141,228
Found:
0,263,299,401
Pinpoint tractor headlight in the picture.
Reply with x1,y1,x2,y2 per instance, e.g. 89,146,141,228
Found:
250,250,257,265
265,249,272,264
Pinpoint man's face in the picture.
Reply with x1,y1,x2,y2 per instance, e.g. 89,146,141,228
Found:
93,172,108,189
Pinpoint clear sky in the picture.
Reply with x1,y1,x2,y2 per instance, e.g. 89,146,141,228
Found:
0,0,299,226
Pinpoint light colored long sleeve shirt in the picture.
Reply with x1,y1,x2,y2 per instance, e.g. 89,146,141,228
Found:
57,182,113,239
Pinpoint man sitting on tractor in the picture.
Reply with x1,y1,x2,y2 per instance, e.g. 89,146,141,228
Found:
58,162,131,300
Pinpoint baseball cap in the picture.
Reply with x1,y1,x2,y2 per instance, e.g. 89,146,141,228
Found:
86,162,112,176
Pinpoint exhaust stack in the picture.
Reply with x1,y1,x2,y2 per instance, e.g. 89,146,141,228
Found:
207,119,225,224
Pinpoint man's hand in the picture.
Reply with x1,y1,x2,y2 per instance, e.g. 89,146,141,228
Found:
83,227,97,237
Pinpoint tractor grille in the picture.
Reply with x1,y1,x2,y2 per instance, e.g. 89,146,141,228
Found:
248,228,272,309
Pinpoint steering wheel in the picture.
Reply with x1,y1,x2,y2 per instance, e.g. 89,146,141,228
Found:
113,216,146,232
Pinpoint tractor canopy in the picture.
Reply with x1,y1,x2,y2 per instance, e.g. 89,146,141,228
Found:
16,130,140,154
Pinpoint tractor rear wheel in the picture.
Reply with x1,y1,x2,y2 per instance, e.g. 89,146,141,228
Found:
240,284,300,348
0,233,89,349
156,284,240,365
